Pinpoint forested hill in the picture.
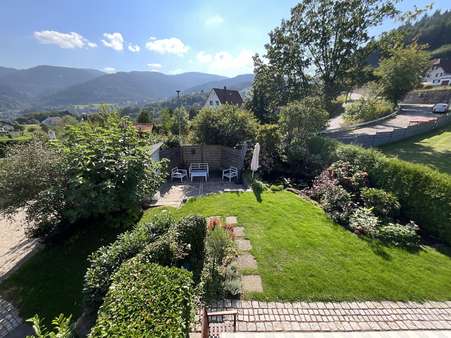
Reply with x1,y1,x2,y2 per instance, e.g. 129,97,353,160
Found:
400,10,451,58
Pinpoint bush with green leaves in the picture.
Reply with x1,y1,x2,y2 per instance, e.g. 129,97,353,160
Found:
255,124,282,175
335,144,451,246
200,226,239,303
361,187,400,221
89,259,193,338
26,314,72,338
343,98,393,124
279,97,329,172
0,113,167,238
192,104,258,147
376,222,420,248
349,207,379,236
328,160,368,193
83,212,176,308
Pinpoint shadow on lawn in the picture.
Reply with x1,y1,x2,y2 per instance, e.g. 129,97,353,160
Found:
382,132,451,175
364,238,424,261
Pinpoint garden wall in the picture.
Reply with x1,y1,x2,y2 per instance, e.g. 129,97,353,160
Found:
160,144,247,171
328,113,451,147
403,88,451,104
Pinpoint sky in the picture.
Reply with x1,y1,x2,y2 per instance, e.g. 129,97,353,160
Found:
1,0,451,77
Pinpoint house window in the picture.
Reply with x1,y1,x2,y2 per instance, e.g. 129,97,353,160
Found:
216,100,220,105
210,100,213,106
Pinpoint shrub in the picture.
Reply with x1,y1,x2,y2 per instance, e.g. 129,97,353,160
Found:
192,104,258,147
83,213,176,308
26,314,72,338
328,160,368,193
335,144,451,245
343,98,393,123
256,124,282,175
361,187,400,220
0,113,167,238
270,184,284,192
251,179,267,202
320,184,355,225
349,207,379,236
376,222,420,248
200,226,238,303
89,259,193,338
173,215,207,281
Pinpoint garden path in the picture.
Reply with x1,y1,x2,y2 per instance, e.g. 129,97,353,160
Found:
199,300,451,336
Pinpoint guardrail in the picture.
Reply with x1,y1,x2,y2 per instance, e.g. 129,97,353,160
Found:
323,111,399,135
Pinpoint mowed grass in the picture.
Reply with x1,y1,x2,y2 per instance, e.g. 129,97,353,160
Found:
381,123,451,175
0,224,121,324
143,191,451,302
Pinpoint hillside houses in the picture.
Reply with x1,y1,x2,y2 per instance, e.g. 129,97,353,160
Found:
423,58,451,86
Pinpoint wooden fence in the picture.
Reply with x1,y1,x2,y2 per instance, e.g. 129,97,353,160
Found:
160,144,247,171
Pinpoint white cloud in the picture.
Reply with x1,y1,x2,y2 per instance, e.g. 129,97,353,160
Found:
145,37,189,56
102,32,124,51
147,63,162,71
196,50,254,76
128,43,140,53
205,15,224,26
103,67,116,74
33,30,96,49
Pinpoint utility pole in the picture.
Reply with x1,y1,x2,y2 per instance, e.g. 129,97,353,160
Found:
176,90,182,144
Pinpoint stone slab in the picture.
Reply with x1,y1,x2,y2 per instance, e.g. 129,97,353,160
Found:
236,239,252,251
233,227,245,239
241,275,263,293
237,253,258,270
226,216,238,225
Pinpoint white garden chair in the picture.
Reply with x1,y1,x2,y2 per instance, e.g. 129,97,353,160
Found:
222,167,238,182
171,167,187,182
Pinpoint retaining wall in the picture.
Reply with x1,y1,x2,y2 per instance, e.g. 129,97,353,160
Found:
327,113,451,147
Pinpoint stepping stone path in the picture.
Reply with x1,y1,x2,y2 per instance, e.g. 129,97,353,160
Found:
226,216,263,295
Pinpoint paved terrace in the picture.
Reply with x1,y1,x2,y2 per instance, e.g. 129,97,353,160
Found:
153,177,247,208
196,300,451,337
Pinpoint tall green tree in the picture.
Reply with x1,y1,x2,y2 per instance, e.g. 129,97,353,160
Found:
136,110,151,124
250,0,398,115
374,43,430,104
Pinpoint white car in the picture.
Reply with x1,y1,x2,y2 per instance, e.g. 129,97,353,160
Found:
432,103,448,114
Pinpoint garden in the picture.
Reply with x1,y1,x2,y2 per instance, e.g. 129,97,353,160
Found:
1,1,451,336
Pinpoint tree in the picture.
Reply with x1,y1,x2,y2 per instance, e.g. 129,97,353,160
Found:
250,0,398,114
192,105,258,147
374,43,430,104
0,113,167,238
137,110,151,124
279,97,329,170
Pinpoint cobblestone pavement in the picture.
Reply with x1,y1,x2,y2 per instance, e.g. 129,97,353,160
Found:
199,300,451,335
0,298,22,338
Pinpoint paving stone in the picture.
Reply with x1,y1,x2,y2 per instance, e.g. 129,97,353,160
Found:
241,275,263,293
236,239,252,251
237,254,257,270
233,226,245,238
225,216,238,226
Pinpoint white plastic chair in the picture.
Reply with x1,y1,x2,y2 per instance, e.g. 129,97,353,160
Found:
222,167,238,182
171,167,187,182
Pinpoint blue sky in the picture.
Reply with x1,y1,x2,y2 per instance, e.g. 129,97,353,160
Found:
1,0,450,77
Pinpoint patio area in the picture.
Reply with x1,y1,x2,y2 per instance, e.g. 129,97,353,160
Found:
152,175,248,208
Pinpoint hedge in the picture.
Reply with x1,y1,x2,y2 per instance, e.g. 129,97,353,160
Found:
83,214,206,309
309,139,451,246
83,213,175,308
89,259,193,337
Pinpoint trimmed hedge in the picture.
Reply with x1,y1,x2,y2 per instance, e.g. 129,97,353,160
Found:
89,259,193,337
310,139,451,245
83,213,175,308
83,214,206,309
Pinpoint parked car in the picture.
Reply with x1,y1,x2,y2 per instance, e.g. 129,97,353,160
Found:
432,103,449,114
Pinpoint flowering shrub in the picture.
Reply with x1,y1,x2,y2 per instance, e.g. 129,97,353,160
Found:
328,160,368,193
349,207,379,236
376,222,420,248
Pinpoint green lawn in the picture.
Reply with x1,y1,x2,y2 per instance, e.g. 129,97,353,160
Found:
143,191,451,302
0,224,121,324
381,123,451,175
